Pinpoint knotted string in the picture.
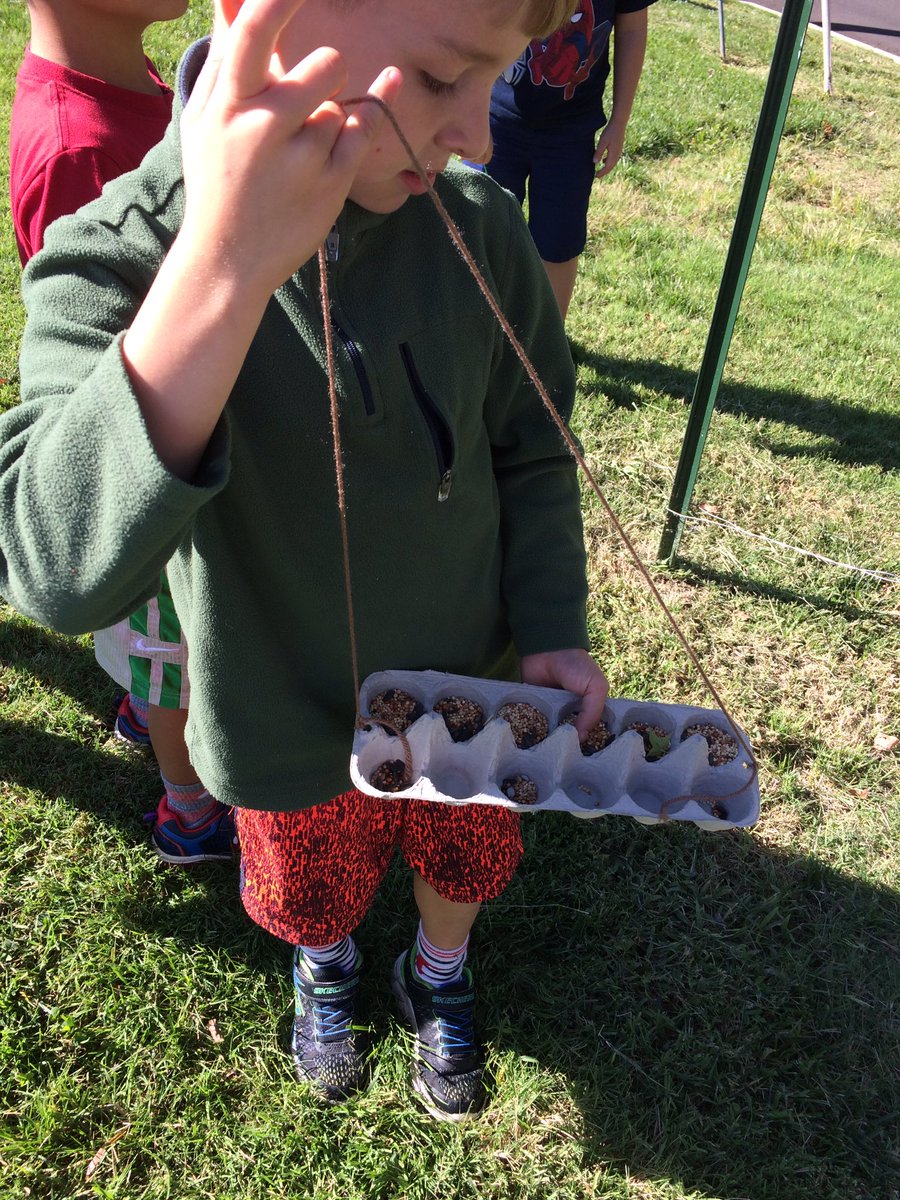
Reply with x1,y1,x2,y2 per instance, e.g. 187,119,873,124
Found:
319,95,758,819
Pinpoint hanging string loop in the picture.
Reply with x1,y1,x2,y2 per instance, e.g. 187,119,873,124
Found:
321,95,758,816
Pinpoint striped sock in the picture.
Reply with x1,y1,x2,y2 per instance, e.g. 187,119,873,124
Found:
116,693,150,742
412,921,469,989
162,776,219,830
297,935,358,979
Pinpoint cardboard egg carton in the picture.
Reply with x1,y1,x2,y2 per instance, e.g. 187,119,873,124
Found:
350,670,759,830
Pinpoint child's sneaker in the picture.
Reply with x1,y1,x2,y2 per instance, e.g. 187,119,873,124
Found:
146,796,237,864
113,693,151,748
392,949,485,1122
291,950,368,1103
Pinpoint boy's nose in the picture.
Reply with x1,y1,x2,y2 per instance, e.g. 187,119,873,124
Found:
436,104,492,165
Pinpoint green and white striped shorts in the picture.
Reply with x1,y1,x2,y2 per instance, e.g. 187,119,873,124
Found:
93,570,189,709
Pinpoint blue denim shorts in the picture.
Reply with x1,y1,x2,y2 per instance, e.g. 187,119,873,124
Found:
486,116,599,262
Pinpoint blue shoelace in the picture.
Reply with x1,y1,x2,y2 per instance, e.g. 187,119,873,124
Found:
436,1007,475,1056
313,996,354,1041
294,961,356,1042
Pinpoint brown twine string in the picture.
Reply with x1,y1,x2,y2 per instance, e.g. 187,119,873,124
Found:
317,246,414,787
322,95,758,818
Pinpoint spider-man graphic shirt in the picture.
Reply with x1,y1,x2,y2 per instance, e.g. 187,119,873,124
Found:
490,0,655,130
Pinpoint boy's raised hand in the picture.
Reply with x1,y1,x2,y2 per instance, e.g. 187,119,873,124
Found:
520,649,610,740
121,0,401,478
180,0,401,297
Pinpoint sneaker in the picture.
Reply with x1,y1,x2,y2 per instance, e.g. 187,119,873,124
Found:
145,796,237,865
291,950,368,1102
392,949,485,1122
114,693,151,748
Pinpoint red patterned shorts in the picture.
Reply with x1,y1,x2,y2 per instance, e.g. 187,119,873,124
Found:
237,790,523,945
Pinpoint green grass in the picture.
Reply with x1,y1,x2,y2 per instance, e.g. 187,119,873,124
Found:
1,2,898,1198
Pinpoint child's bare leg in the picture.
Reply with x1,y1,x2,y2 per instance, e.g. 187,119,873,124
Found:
413,872,480,948
541,256,579,320
147,704,197,784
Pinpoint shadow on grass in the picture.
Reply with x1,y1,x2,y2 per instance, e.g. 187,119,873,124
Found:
0,613,114,722
0,722,286,1036
3,615,896,1196
0,715,158,828
117,867,283,981
570,345,900,475
0,713,261,960
674,558,893,621
461,815,899,1200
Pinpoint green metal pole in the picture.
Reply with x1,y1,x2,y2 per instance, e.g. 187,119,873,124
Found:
658,0,814,565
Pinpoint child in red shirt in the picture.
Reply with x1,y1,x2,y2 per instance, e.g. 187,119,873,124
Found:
9,0,236,864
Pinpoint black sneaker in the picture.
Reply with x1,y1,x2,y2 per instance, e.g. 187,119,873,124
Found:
392,949,486,1122
291,949,368,1103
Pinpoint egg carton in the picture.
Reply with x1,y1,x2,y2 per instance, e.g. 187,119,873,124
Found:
350,670,759,831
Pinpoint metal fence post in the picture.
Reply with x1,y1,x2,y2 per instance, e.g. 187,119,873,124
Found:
658,0,815,565
821,0,833,93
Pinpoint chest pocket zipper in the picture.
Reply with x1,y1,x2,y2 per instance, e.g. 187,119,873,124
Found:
332,316,376,417
400,342,454,502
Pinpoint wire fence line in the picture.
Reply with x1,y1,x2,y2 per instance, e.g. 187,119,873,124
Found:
670,509,900,582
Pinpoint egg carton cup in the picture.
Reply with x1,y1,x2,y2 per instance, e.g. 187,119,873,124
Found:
350,670,759,831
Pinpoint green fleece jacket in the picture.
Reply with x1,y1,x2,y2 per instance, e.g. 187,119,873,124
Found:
0,40,589,810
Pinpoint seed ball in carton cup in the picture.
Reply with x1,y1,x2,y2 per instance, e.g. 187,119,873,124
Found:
434,695,485,743
497,701,548,749
681,722,739,766
369,759,409,793
368,688,424,734
501,774,539,805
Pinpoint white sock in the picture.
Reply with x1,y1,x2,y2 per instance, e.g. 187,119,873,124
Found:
411,921,468,988
297,935,357,978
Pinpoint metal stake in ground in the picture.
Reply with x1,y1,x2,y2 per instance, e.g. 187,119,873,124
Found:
658,0,815,565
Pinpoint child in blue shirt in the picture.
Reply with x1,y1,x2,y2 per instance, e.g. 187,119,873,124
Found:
487,0,656,317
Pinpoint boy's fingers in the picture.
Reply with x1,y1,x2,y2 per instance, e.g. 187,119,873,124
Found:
573,685,608,739
226,0,309,98
276,46,349,119
329,67,403,169
572,671,610,738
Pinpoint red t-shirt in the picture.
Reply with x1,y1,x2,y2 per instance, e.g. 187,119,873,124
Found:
9,48,173,265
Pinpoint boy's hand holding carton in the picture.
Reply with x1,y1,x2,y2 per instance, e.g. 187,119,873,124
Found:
522,648,608,737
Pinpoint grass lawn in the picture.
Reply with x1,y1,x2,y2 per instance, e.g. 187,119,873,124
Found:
0,2,898,1198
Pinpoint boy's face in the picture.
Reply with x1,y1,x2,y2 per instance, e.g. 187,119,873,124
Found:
277,0,531,213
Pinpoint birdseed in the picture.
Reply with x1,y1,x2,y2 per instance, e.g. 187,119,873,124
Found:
433,695,485,742
497,701,549,749
501,774,539,805
369,759,409,793
367,688,424,733
682,722,739,766
582,720,615,755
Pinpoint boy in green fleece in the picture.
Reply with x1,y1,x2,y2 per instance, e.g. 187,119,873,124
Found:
0,0,608,1121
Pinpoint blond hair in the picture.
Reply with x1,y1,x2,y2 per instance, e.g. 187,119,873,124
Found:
327,0,580,43
523,0,580,39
